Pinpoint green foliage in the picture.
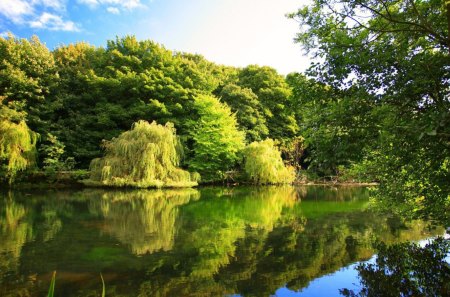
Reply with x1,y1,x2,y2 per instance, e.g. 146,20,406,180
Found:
289,0,450,222
0,34,59,141
187,94,245,182
49,36,233,167
0,117,38,182
242,139,295,184
86,120,198,188
40,133,75,175
1,34,304,185
0,34,57,107
219,83,268,142
237,65,299,141
286,73,373,176
341,237,450,297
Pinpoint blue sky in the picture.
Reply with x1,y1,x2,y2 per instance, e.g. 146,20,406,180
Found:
0,0,311,74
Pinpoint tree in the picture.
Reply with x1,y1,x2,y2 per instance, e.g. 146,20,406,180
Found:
289,0,450,223
86,120,198,188
219,83,268,142
50,36,235,168
0,100,38,182
286,73,375,176
237,65,299,142
242,139,295,184
187,94,245,182
0,34,59,134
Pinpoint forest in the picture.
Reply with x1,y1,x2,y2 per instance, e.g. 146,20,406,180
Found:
0,0,449,225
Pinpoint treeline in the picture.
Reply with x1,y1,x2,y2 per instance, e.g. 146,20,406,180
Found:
0,35,302,184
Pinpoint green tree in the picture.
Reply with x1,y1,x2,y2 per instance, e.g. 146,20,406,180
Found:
86,120,198,188
289,0,450,223
187,94,245,182
50,36,235,168
0,100,38,182
40,133,75,175
242,139,295,184
219,83,268,142
237,65,299,142
0,34,59,135
286,73,375,176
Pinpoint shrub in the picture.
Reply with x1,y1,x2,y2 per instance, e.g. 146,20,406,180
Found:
242,139,295,184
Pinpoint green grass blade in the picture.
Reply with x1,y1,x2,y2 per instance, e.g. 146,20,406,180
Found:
47,271,56,297
100,273,105,297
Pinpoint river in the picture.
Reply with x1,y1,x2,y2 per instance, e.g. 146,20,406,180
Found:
0,186,444,296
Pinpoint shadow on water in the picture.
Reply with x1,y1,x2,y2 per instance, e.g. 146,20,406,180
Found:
0,186,445,296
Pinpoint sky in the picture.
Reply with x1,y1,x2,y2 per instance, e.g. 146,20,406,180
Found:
0,0,311,74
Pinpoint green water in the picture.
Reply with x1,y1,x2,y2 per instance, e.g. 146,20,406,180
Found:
0,186,443,296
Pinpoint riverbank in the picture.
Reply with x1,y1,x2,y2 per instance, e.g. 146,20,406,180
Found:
2,170,378,189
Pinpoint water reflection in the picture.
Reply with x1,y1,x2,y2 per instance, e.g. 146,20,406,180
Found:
0,186,444,297
86,189,199,255
0,195,32,280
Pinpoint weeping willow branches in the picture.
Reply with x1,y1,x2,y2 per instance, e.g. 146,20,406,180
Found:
243,139,295,184
85,120,199,188
0,119,38,183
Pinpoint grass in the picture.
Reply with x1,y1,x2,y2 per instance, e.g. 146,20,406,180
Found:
47,271,106,296
47,271,56,297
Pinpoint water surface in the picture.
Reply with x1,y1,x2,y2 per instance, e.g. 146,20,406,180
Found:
0,186,443,296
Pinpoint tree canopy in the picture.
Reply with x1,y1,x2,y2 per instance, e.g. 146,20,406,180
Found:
86,120,198,188
187,94,246,182
242,139,295,184
289,0,450,223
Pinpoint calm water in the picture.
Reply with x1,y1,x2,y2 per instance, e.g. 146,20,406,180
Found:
0,186,444,296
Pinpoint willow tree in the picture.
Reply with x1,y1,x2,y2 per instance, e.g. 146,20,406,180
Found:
86,120,198,188
242,139,295,184
0,116,38,183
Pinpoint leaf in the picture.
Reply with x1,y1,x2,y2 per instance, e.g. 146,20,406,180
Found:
47,271,56,297
100,273,105,297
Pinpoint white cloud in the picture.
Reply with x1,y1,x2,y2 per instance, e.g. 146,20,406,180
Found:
0,0,34,23
78,0,144,11
107,7,120,14
29,12,80,31
0,0,80,32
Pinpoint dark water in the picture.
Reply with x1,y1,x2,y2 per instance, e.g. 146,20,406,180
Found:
0,186,444,296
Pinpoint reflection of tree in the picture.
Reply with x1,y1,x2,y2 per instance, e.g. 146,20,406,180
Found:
341,237,450,297
87,189,199,255
0,194,33,279
238,212,442,296
139,187,443,297
139,187,302,296
296,186,370,202
0,186,446,297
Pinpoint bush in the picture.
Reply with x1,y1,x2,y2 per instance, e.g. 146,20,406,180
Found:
242,139,295,184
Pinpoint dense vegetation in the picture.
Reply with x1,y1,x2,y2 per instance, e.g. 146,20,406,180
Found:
86,120,198,188
0,0,449,221
287,0,450,224
0,34,298,186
